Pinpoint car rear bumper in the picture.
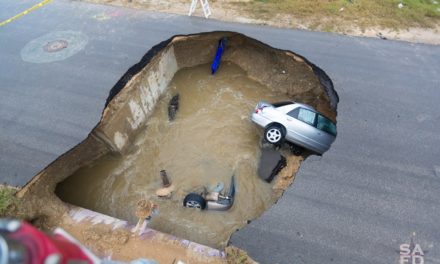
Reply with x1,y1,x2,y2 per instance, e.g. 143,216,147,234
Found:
251,113,271,128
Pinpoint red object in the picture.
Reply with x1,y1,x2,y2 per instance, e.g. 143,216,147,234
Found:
8,222,93,264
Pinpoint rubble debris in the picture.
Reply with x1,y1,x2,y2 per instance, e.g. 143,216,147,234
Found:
273,156,303,196
160,170,171,187
133,200,157,234
135,200,157,220
156,170,175,198
289,143,304,156
377,32,387,40
155,186,175,198
268,156,287,183
258,147,287,183
168,94,180,121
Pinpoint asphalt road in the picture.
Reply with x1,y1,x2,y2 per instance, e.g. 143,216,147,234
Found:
1,1,440,263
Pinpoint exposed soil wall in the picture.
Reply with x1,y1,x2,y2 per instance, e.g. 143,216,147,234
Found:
100,31,338,154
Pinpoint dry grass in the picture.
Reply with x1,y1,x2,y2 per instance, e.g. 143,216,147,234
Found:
232,0,440,29
225,246,257,264
0,186,16,215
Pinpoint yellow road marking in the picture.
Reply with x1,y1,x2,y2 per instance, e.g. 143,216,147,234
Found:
0,0,53,27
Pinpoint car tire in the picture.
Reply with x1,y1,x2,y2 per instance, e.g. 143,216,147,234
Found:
264,125,285,145
183,193,207,210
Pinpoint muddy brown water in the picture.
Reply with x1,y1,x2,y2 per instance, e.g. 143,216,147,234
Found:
56,62,296,249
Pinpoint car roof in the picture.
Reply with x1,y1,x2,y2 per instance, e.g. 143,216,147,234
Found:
273,101,316,111
291,102,316,111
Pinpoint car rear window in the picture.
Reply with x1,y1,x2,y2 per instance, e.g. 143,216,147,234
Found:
297,108,316,125
288,107,316,125
317,115,337,136
272,101,294,108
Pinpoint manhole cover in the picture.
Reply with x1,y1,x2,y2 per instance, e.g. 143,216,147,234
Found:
44,40,69,52
21,31,88,63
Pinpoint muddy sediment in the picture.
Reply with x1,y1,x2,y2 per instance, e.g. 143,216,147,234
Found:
16,32,337,258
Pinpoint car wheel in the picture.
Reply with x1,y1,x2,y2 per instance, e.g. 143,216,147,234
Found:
264,125,284,145
183,193,207,210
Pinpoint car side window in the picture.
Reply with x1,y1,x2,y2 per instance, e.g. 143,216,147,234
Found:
287,108,299,118
288,108,316,125
317,115,337,136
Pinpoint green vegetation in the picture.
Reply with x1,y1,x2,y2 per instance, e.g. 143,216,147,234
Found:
234,0,440,29
0,187,16,215
225,246,255,264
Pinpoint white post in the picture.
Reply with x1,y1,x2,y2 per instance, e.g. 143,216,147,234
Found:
188,0,211,18
200,0,211,18
188,0,198,16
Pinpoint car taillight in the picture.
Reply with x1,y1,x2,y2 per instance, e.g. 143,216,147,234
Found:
255,108,262,114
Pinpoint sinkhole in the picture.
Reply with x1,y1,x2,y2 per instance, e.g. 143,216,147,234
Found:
29,32,338,249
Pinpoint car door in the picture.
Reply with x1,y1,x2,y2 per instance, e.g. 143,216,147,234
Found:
285,107,328,152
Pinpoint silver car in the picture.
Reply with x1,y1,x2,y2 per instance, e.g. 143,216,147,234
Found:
251,101,336,155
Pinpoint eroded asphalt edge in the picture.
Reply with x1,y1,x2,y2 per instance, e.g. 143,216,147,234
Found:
0,0,439,263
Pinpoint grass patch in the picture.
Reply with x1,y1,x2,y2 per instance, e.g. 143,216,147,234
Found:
0,187,17,215
234,0,440,29
225,246,256,264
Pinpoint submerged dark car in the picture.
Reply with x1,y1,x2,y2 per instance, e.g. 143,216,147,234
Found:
183,176,235,211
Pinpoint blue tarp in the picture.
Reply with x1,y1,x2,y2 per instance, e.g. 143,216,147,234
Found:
211,37,227,74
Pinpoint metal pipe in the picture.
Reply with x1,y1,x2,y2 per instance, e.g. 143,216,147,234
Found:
160,170,171,187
